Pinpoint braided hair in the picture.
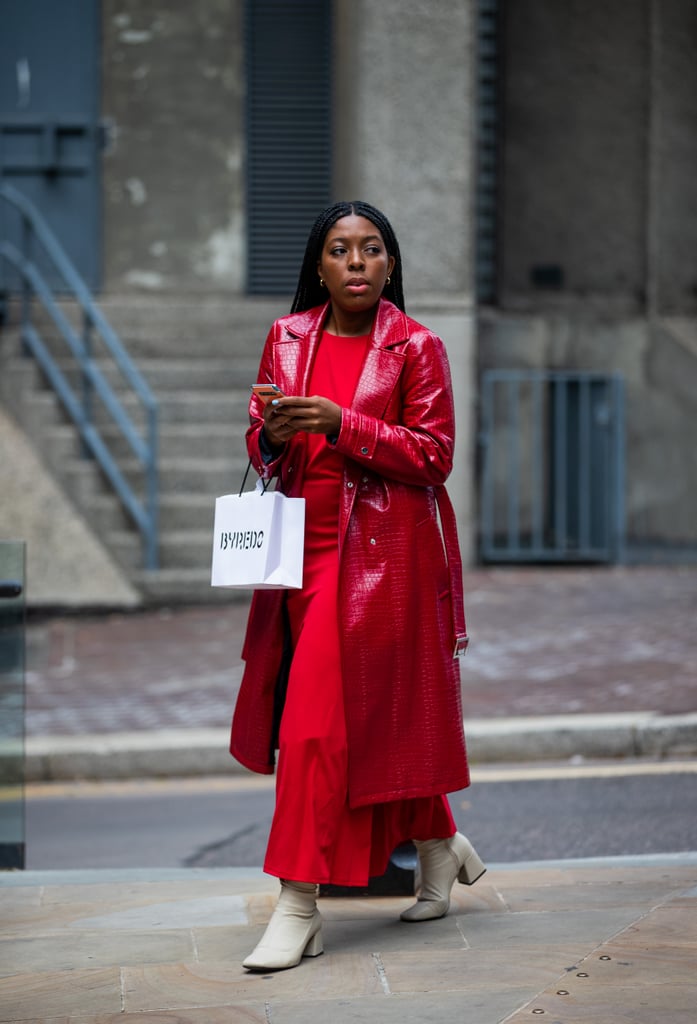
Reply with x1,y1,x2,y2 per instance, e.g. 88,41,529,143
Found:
290,201,406,314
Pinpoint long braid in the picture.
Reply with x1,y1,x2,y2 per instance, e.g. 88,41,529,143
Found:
290,201,406,314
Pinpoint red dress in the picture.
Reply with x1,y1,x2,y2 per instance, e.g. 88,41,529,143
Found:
263,331,455,886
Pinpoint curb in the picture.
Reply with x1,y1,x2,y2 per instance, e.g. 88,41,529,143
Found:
3,852,697,888
4,712,697,783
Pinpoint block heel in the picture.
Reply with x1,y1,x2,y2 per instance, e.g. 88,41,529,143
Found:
304,929,324,957
457,843,486,886
400,832,487,922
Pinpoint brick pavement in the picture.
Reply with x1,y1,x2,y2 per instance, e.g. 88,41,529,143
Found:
22,566,697,738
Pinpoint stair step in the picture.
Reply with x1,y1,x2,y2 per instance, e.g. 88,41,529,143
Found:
133,567,252,604
98,294,286,348
4,388,67,434
69,390,247,428
58,456,110,504
110,529,216,570
159,494,219,531
117,456,246,493
61,458,247,506
41,357,261,393
44,422,249,462
4,357,248,429
1,294,294,603
0,356,40,392
15,295,286,357
79,493,132,534
85,491,252,532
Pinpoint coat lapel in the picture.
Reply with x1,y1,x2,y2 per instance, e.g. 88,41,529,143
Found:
276,298,408,413
274,302,329,396
352,299,408,417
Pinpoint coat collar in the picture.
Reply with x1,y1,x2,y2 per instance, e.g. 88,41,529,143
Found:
281,298,409,350
278,298,409,402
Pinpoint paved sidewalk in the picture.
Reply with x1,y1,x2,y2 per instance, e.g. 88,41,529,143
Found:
1,854,696,1022
16,566,697,779
2,568,696,1023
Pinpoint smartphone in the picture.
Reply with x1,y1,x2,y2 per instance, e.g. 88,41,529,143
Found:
251,383,285,404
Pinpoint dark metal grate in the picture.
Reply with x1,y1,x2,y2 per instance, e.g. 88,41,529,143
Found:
245,0,332,295
479,370,626,563
475,0,500,305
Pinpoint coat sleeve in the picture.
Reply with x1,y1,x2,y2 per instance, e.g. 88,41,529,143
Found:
333,332,456,486
245,323,287,480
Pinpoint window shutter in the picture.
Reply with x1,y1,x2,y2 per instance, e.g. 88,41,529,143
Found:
475,0,500,304
246,0,332,294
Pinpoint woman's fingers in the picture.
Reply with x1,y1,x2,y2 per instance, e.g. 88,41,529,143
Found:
268,396,341,435
262,402,295,443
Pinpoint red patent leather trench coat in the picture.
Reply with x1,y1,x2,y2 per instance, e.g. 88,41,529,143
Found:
230,298,470,807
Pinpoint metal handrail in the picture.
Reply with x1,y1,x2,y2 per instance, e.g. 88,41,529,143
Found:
0,183,159,569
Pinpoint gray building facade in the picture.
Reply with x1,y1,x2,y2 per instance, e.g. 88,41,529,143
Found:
481,0,697,553
1,0,695,606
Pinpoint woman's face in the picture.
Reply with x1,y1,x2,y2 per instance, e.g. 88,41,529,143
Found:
317,214,395,316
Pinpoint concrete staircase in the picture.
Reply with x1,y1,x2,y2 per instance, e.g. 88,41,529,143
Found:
0,293,290,603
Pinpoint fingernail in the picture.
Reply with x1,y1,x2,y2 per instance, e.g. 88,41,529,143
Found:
271,399,280,406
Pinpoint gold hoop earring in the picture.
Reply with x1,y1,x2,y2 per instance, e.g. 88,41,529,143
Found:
319,278,325,287
386,276,391,285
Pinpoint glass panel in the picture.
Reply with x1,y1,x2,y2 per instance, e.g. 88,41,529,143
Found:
0,540,25,869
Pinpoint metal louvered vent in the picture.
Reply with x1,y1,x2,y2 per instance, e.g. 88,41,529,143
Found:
475,0,500,304
245,0,332,295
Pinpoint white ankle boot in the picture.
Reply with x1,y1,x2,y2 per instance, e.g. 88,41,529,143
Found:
243,880,323,971
400,832,486,922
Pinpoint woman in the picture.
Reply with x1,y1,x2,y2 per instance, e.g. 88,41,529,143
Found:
231,201,485,972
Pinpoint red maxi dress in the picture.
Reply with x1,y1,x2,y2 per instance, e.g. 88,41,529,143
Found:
263,330,456,886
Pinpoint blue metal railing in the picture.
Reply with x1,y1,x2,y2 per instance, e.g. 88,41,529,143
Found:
479,369,625,563
0,183,159,569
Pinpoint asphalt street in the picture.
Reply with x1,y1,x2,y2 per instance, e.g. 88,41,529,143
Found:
22,760,697,870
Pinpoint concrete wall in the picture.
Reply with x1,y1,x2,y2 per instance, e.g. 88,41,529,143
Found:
8,0,693,573
1,0,480,617
99,0,479,559
333,0,478,553
101,0,479,306
654,0,697,313
499,0,697,316
501,0,648,307
333,0,476,299
0,410,140,608
481,0,697,553
101,0,246,293
478,313,697,550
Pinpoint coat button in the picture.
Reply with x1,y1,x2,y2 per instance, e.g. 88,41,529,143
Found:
347,481,354,489
362,476,368,483
361,446,369,455
370,538,376,545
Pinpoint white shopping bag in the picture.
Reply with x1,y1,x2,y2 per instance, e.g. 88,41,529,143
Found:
211,477,305,589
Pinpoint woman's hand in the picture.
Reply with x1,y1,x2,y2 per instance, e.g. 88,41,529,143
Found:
262,395,342,444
